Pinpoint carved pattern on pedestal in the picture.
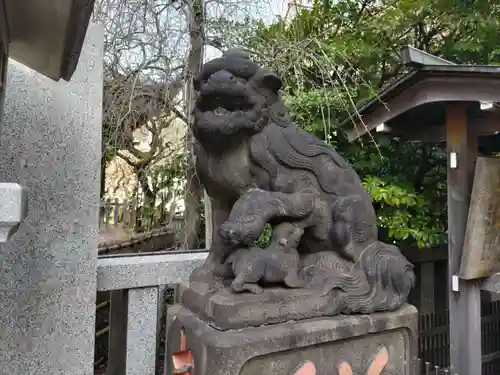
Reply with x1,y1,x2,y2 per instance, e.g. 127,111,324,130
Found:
291,346,389,375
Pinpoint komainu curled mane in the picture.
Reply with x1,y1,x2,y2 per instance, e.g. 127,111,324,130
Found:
189,49,415,316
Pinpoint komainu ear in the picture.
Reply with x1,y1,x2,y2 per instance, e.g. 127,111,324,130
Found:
261,72,282,92
291,361,316,375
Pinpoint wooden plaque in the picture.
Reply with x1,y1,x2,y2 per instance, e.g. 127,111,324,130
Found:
460,156,500,279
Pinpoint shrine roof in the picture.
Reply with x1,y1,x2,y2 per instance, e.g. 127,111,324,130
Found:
339,60,500,143
5,0,95,81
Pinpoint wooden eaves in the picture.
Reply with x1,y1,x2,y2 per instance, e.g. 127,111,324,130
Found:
339,62,500,144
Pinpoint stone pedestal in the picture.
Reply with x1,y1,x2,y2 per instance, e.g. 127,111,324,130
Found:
165,304,418,375
182,281,350,330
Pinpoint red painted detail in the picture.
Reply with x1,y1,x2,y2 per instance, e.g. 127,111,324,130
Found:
172,328,194,375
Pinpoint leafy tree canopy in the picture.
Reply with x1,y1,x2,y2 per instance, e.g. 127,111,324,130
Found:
233,0,500,247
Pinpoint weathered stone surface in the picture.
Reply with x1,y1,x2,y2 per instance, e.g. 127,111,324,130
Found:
186,49,415,325
460,156,500,279
183,283,336,330
184,240,414,328
165,304,418,375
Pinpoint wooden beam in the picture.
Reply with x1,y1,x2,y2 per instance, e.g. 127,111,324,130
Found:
345,77,500,142
401,246,447,263
390,109,500,143
446,105,482,375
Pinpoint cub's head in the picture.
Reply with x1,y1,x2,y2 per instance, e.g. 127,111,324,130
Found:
193,49,284,144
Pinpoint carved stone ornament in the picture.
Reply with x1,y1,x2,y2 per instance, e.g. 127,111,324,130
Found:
291,346,389,375
185,48,415,326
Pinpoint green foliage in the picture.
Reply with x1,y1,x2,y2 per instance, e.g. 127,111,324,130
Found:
255,223,272,248
131,150,187,232
234,0,500,248
342,134,448,248
363,176,444,248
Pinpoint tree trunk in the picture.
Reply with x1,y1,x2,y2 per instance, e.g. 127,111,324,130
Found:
137,167,157,231
99,154,107,223
100,154,107,198
181,0,205,249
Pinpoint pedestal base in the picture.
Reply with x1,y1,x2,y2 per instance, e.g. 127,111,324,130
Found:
182,281,346,330
165,304,418,375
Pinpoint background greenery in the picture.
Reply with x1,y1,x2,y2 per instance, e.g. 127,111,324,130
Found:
98,0,500,249
237,0,500,248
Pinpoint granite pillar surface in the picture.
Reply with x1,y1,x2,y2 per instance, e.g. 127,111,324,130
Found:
0,23,103,375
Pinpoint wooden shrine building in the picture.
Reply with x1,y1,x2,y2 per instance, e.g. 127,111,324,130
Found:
340,46,500,375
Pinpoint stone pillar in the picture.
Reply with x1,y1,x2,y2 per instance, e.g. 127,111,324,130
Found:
0,23,103,375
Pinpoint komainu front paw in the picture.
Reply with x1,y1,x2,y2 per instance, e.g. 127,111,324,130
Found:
231,280,264,295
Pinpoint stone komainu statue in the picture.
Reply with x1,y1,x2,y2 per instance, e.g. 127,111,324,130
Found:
189,49,415,315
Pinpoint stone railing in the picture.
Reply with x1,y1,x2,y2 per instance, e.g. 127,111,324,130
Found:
97,250,208,375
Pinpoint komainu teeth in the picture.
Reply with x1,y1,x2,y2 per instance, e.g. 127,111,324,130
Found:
215,106,228,114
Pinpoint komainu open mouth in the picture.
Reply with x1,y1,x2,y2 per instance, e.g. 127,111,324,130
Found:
197,92,254,114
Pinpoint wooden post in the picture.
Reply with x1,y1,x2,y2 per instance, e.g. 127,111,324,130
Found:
446,105,482,374
419,262,435,313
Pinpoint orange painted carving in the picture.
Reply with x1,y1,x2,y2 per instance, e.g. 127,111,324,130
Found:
292,361,317,375
367,347,389,375
338,346,389,375
291,346,389,375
